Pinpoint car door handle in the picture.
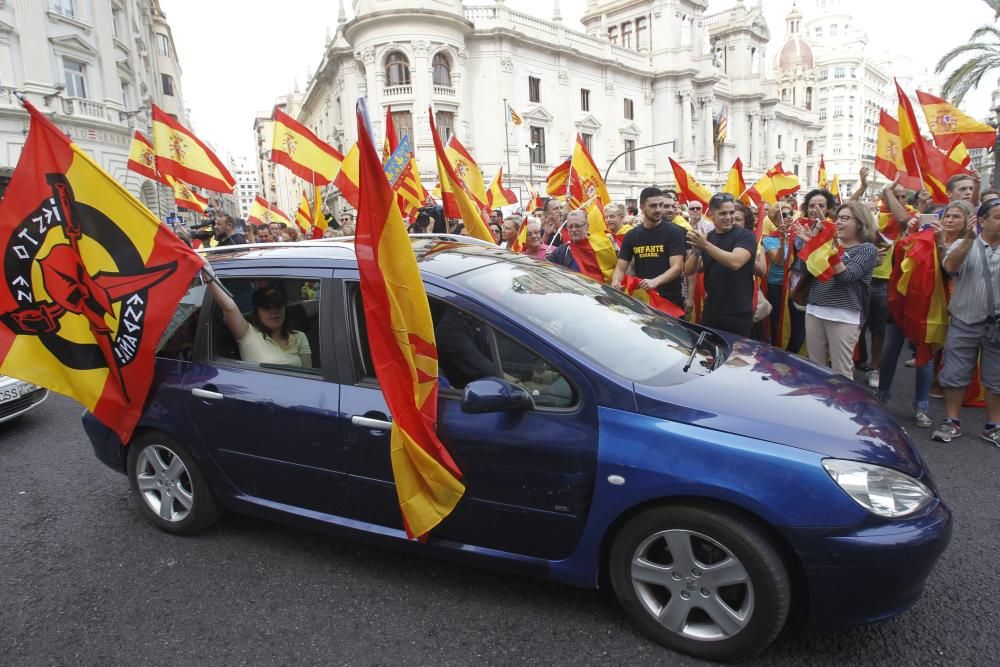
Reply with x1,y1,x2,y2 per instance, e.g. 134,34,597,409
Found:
192,387,224,400
351,415,392,430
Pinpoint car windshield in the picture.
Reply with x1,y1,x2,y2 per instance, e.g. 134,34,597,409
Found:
452,259,716,386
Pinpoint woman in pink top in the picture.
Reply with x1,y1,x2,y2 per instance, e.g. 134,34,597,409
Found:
522,218,553,260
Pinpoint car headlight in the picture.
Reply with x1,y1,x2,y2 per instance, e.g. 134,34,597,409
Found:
822,459,933,518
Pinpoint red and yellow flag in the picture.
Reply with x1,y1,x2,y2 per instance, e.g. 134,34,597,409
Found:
744,162,800,207
798,221,842,281
545,158,571,199
271,107,345,186
621,275,684,318
384,134,427,218
429,110,494,243
887,228,949,366
0,99,203,442
916,90,996,150
721,158,746,199
817,156,828,190
333,143,361,210
564,200,618,283
568,135,610,209
669,158,712,209
895,80,947,202
443,135,488,206
313,187,327,233
246,195,292,228
524,180,544,213
294,190,313,234
382,105,399,165
354,100,465,540
126,131,166,184
830,175,840,200
875,110,923,190
485,166,518,209
509,215,528,253
167,176,208,213
151,104,235,193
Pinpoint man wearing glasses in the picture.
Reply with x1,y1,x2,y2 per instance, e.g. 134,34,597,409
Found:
611,187,687,309
548,210,592,272
684,193,758,337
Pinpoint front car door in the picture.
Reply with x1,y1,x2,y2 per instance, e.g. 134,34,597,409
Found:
333,273,600,560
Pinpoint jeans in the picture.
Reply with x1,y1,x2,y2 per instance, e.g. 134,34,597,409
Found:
877,321,932,411
703,311,753,338
786,297,806,354
766,282,783,346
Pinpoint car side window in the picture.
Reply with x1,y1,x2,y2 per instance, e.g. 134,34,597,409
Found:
211,277,322,374
157,275,205,362
494,330,576,408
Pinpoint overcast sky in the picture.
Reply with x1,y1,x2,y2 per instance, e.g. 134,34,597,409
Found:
160,0,999,162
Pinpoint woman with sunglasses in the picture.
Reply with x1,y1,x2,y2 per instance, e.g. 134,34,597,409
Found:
795,201,879,378
761,201,796,346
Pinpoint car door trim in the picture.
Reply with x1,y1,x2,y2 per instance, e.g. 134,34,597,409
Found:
351,415,393,430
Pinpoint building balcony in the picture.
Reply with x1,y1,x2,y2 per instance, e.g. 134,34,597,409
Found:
61,96,110,121
383,85,413,98
433,85,455,97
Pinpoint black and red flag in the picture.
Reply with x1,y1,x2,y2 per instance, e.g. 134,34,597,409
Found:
0,98,203,442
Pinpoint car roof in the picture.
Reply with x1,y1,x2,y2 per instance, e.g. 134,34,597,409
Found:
202,234,527,279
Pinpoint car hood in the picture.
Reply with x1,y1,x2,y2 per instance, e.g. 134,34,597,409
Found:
633,337,926,478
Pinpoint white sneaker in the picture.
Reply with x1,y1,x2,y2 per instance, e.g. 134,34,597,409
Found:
867,369,880,389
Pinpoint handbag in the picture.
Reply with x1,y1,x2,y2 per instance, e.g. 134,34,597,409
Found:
789,270,812,308
753,288,772,323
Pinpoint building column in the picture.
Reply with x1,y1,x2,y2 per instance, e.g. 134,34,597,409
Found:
698,95,714,162
764,112,776,166
679,90,692,159
748,111,760,168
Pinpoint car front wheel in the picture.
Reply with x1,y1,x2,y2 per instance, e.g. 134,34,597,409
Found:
126,432,222,535
609,505,790,662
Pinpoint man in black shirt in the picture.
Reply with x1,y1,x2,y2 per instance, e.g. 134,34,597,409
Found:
612,186,687,308
435,308,496,389
684,193,757,337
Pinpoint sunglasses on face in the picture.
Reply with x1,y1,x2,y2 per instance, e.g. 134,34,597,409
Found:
782,211,794,218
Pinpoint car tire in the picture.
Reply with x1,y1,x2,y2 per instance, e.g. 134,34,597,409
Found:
609,505,790,662
126,431,222,535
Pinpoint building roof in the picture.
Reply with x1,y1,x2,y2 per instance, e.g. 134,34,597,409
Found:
778,36,814,72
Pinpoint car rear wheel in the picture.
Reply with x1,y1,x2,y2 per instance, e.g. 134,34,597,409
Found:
609,505,790,662
126,432,222,535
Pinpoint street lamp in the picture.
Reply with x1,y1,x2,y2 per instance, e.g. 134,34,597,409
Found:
525,142,538,187
603,140,677,184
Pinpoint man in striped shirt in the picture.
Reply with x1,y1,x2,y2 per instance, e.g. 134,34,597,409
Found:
932,199,1000,446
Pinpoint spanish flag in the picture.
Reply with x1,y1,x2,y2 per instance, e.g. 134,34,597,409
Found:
875,110,922,190
721,158,746,199
744,162,800,207
524,179,544,213
271,107,345,186
830,175,840,201
669,158,711,209
167,176,208,213
565,199,618,283
621,275,684,318
354,99,465,540
246,196,291,228
382,105,399,165
444,135,488,206
509,215,528,253
917,89,997,150
151,104,235,193
887,228,949,367
430,109,494,243
294,190,313,234
545,158,571,199
896,80,946,202
0,98,203,443
333,143,361,210
568,134,610,208
798,221,842,281
485,166,518,209
126,131,166,184
817,156,828,189
313,187,327,232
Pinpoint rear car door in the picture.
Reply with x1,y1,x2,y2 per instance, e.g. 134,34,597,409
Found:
333,274,600,560
184,269,349,516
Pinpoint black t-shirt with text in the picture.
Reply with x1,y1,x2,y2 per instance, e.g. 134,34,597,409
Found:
703,226,757,316
618,221,687,306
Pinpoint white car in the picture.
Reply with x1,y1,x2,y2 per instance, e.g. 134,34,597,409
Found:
0,375,48,424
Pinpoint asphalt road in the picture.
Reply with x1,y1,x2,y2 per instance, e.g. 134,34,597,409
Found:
2,371,999,666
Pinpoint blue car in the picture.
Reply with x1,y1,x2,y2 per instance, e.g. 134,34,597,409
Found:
83,237,951,662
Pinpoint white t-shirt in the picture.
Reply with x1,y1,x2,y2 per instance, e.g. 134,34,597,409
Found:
807,303,861,326
237,325,311,366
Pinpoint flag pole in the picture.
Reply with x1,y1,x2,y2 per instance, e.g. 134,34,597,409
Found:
502,98,513,189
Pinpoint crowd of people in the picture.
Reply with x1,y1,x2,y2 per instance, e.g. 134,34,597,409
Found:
178,167,999,447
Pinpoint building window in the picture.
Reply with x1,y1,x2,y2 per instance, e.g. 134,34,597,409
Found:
624,98,634,120
529,126,546,163
820,68,828,79
829,24,838,37
777,135,782,149
622,21,633,49
834,66,845,79
581,133,593,153
432,53,451,87
580,88,590,112
63,59,87,98
112,6,123,39
386,51,411,87
624,139,636,171
435,111,454,142
528,76,541,103
52,0,75,18
815,27,822,37
120,79,131,108
805,87,813,110
608,26,618,43
156,33,170,57
833,106,844,118
806,140,814,156
636,17,648,51
161,73,174,97
794,137,799,152
392,111,412,142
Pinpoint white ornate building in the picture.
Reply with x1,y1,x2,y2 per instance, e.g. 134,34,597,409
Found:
295,0,820,212
0,0,189,214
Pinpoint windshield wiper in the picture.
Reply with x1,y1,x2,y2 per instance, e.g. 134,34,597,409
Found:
682,331,708,373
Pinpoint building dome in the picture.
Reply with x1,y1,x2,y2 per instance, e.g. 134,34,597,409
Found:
778,37,814,72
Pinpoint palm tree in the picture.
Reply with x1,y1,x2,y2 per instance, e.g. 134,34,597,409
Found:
935,0,1000,186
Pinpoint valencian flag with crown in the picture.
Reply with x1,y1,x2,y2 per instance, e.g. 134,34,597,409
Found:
354,98,465,540
0,99,202,443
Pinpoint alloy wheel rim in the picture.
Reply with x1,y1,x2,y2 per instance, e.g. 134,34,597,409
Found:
135,444,193,523
630,528,754,641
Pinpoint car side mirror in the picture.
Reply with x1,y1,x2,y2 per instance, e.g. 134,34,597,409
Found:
461,377,534,414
